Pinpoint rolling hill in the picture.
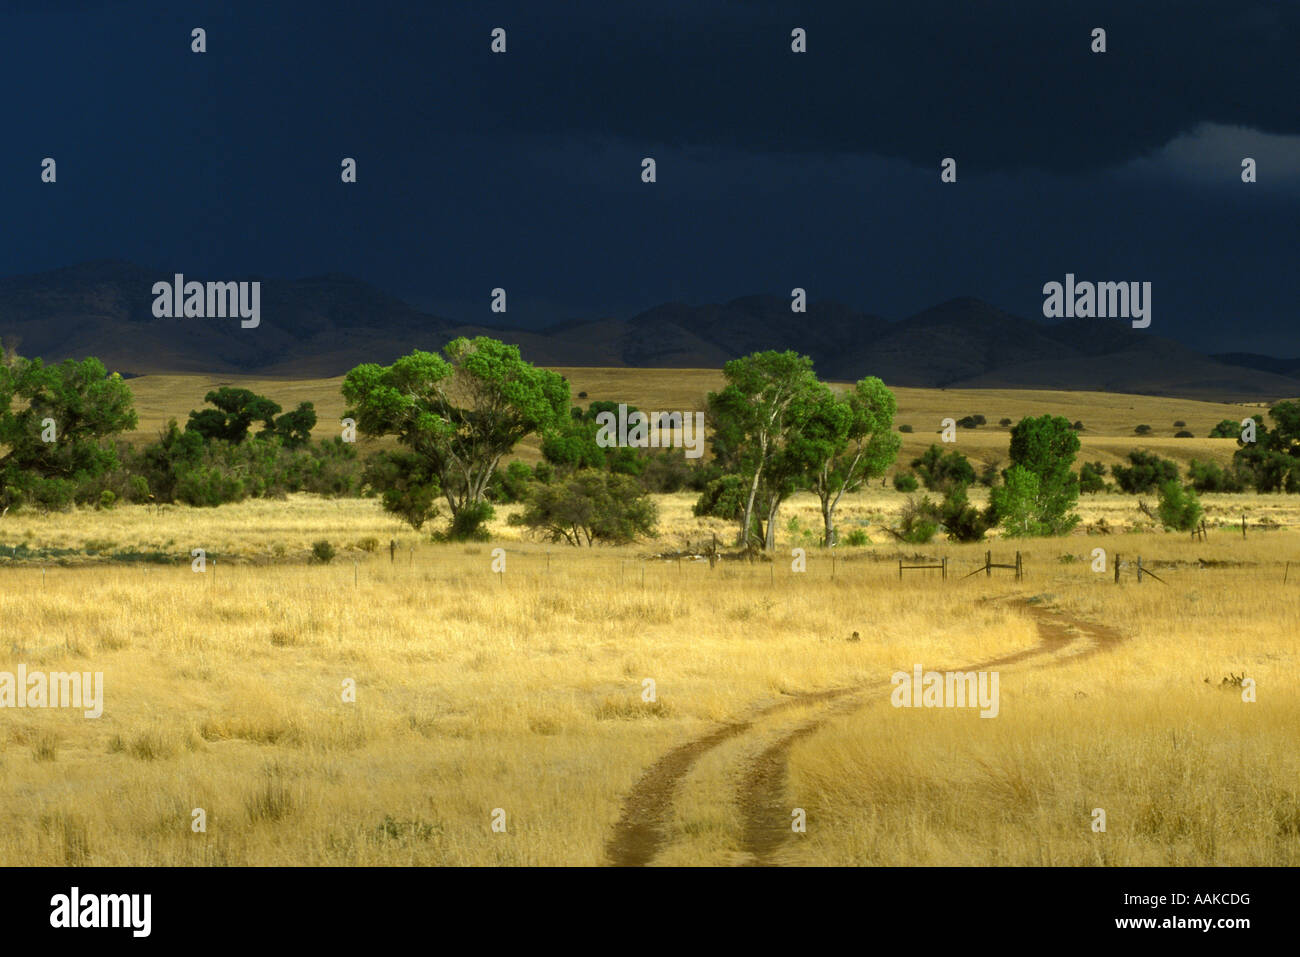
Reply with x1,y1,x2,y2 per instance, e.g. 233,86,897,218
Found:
2,261,1297,402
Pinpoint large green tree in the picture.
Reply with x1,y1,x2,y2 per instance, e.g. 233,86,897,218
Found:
705,351,821,549
799,378,901,546
342,338,569,530
186,387,282,443
0,353,137,510
1000,414,1081,535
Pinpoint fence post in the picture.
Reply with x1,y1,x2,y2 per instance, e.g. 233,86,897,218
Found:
1015,551,1022,581
899,559,903,581
985,550,991,578
1242,515,1246,539
1114,552,1120,584
942,557,948,581
1137,556,1143,583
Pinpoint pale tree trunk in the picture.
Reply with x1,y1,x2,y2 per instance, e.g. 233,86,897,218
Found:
764,498,780,551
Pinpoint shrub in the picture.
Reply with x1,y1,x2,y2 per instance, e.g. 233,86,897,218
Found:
940,484,991,543
1175,430,1193,438
1157,480,1203,531
843,528,870,547
488,460,534,504
512,472,657,545
636,449,697,494
97,490,116,510
998,418,1012,427
898,496,939,544
1112,450,1179,494
1187,459,1247,493
1209,419,1241,439
977,459,1001,488
910,444,975,492
444,501,495,542
364,450,440,530
311,540,336,564
1173,420,1186,428
892,472,919,492
1134,424,1152,435
898,424,913,433
694,474,748,520
1071,420,1084,431
1079,461,1107,494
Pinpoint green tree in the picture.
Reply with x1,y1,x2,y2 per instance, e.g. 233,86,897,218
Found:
990,465,1043,538
0,354,138,510
186,387,281,443
1232,402,1300,492
272,402,317,449
1208,419,1241,439
705,351,821,550
1004,415,1081,534
342,338,569,537
801,378,901,546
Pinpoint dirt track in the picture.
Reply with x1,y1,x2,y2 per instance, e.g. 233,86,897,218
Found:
604,598,1126,867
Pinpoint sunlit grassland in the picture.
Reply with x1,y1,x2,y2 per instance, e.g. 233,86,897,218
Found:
1,490,1297,866
120,370,1278,475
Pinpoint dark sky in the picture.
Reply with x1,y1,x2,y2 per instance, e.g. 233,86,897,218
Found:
4,0,1298,354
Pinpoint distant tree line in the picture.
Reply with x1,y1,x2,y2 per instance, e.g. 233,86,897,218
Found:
4,336,1297,549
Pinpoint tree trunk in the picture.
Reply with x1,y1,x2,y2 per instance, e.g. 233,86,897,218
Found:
822,498,836,548
764,499,780,551
739,461,764,548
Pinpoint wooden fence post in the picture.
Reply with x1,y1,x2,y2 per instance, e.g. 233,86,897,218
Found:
898,559,903,580
985,550,992,578
942,557,947,581
1015,551,1022,581
1114,552,1120,584
1137,556,1143,583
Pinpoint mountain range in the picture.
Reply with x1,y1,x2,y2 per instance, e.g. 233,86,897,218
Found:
1,261,1297,402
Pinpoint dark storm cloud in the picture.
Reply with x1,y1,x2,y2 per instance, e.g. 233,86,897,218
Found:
453,0,1300,172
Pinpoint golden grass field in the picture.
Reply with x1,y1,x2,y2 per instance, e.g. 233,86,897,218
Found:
1,371,1298,866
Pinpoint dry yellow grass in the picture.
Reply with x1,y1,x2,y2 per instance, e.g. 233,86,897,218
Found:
1,487,1297,866
4,374,1299,865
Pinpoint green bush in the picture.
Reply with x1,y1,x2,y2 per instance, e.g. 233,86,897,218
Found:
1112,450,1179,494
910,444,975,492
512,472,657,546
1187,460,1247,493
1079,461,1108,494
311,540,336,564
1157,481,1203,531
694,474,749,520
444,501,495,542
892,472,919,492
899,496,939,544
